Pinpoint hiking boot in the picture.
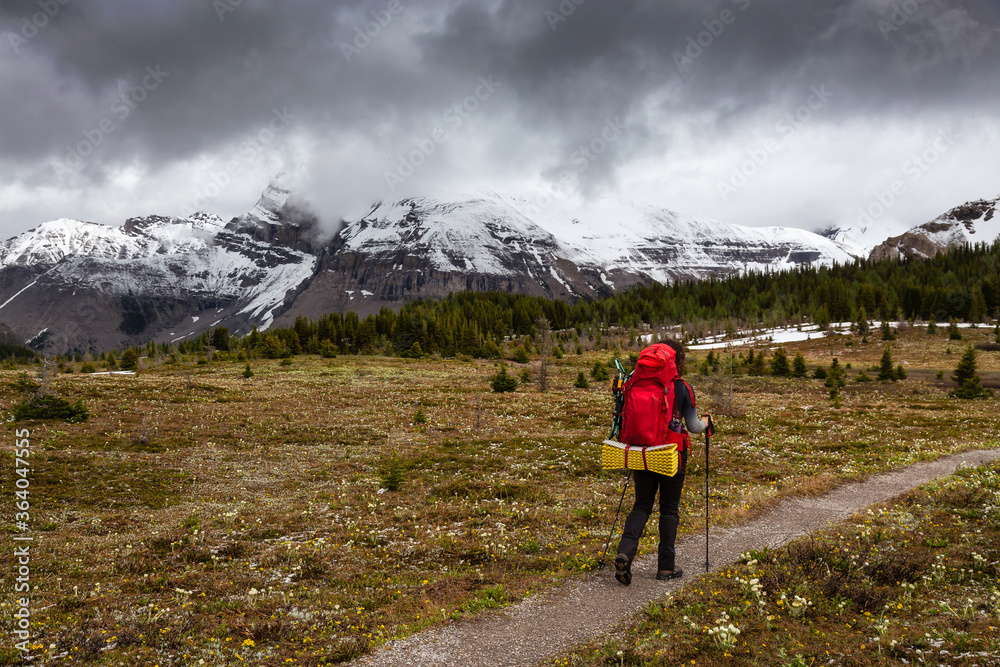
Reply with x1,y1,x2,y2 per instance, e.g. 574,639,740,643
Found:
614,554,632,586
656,567,683,581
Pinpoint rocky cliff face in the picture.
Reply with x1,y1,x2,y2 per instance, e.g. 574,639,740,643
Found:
869,196,999,262
0,183,868,353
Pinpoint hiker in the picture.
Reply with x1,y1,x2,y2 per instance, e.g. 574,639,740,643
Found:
614,340,709,585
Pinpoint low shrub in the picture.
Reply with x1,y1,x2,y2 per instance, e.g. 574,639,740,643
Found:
13,395,89,423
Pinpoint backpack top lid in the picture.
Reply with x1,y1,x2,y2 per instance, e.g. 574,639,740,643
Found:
630,343,678,385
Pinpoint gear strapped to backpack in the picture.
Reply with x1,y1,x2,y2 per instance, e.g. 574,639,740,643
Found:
602,343,692,477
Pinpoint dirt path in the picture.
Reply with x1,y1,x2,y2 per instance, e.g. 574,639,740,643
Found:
353,448,1000,667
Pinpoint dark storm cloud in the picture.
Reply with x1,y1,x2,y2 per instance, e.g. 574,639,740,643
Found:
1,0,998,236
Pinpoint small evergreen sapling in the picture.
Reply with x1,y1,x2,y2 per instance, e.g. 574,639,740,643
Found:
825,358,846,401
791,352,808,378
770,348,790,377
379,456,406,492
747,349,768,376
952,346,991,399
948,319,962,340
855,307,870,337
574,372,589,389
877,347,897,382
490,364,518,393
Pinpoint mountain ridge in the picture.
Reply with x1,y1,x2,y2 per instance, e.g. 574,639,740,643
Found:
869,195,1000,261
0,183,946,354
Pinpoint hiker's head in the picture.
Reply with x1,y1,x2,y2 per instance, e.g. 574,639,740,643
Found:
665,339,685,375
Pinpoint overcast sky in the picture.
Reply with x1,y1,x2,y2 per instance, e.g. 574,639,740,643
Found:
1,0,998,240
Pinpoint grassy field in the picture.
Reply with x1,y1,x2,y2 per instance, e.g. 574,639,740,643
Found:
1,323,999,665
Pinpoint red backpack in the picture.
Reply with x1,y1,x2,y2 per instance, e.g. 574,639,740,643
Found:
617,344,690,452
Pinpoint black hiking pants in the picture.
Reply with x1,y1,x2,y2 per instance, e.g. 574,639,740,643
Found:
616,449,688,572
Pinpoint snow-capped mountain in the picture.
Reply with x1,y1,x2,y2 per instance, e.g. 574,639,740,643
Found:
819,221,909,258
268,193,857,328
521,196,855,282
869,195,1000,261
0,181,869,353
0,208,316,353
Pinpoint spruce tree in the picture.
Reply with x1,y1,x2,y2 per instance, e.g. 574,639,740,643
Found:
880,321,896,341
951,345,976,386
855,307,870,336
927,317,937,335
814,305,830,332
791,352,808,378
212,326,231,351
952,346,989,399
877,347,896,381
969,291,986,324
948,319,962,340
825,358,846,401
490,364,518,393
574,372,589,389
770,348,790,377
120,348,139,371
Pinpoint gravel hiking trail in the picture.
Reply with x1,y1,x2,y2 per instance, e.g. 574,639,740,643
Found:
353,448,1000,667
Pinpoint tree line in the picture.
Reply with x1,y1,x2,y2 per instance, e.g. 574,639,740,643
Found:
232,241,1000,359
29,240,1000,365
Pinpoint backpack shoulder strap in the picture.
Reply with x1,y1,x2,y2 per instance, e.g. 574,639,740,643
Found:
672,377,692,451
674,377,696,410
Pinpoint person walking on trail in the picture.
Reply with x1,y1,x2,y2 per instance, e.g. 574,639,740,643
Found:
615,340,709,585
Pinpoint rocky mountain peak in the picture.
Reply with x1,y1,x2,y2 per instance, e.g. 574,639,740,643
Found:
869,194,1000,262
226,175,323,254
248,174,293,224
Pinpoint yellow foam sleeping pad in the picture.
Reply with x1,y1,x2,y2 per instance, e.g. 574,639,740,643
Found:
601,440,679,477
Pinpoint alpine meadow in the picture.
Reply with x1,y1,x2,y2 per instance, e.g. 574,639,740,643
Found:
3,244,1000,665
5,1,1000,665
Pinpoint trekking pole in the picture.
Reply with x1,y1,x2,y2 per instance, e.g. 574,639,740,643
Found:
598,470,631,569
704,414,715,573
